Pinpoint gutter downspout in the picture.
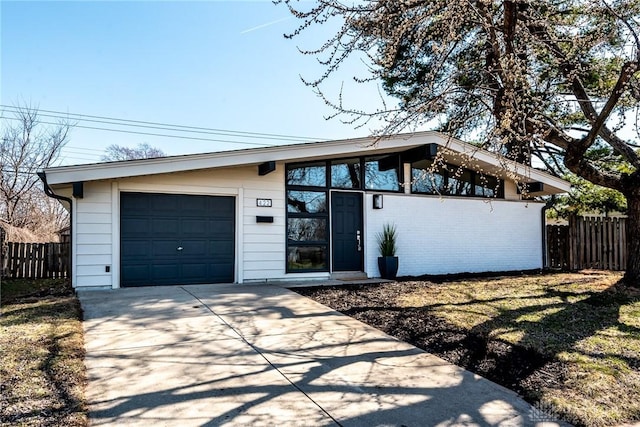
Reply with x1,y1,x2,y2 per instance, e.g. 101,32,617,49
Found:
38,172,73,284
541,200,553,270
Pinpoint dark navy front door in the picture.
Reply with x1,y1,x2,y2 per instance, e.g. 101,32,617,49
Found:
331,192,363,271
120,192,235,287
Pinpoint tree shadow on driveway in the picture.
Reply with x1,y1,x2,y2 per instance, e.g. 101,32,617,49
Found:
80,284,561,426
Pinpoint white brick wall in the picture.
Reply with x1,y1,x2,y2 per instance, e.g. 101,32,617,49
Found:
364,193,544,277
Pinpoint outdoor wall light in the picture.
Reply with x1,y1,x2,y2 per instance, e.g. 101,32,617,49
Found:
373,194,383,209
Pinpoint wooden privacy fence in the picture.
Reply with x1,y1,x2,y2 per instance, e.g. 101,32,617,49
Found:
1,242,70,279
547,216,627,271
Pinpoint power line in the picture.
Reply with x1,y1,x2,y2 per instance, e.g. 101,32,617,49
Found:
0,105,326,143
63,149,103,157
0,115,317,147
65,145,107,153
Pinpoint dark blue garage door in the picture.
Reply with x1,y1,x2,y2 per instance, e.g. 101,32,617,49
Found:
120,192,235,287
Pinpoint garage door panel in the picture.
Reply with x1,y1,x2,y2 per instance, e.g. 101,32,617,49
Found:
210,240,234,255
181,263,208,279
151,194,179,211
121,192,235,287
121,218,150,235
122,241,151,258
152,218,180,234
181,218,208,234
182,197,209,213
208,218,234,229
121,264,150,285
121,196,150,213
151,240,182,257
151,263,181,281
208,263,234,282
180,240,208,256
210,209,234,220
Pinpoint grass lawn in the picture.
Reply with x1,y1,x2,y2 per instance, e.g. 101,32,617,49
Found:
298,271,640,427
1,278,87,426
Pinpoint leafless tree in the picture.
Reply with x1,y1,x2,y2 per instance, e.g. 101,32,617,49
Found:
101,143,166,161
0,105,72,241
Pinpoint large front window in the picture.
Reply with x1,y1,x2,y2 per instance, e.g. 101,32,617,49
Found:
411,159,446,194
331,158,361,189
365,156,401,191
411,159,503,198
286,163,329,272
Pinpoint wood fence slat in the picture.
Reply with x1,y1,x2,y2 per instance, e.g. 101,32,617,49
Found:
13,242,18,278
39,243,46,278
570,218,576,269
620,220,627,270
0,241,70,279
19,243,26,278
7,243,14,277
53,243,60,278
48,243,55,278
579,217,585,269
548,216,627,272
37,243,43,278
608,218,614,270
34,244,39,278
596,217,602,269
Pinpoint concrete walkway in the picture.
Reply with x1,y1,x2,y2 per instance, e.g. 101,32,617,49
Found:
79,284,567,426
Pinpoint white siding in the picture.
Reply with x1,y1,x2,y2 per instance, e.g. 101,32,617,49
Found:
75,181,112,288
240,168,287,281
364,194,544,277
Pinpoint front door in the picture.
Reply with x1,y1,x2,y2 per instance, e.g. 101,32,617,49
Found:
331,192,363,271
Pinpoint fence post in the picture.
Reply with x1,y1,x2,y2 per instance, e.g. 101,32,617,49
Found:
0,227,5,278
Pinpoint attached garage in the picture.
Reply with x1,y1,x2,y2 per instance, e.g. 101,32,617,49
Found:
120,192,235,287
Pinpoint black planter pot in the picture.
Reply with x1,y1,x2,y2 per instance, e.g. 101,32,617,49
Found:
378,256,399,280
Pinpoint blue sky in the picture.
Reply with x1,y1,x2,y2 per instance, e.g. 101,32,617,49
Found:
1,1,385,165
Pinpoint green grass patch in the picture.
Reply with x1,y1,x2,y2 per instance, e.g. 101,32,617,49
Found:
396,271,639,426
1,278,87,426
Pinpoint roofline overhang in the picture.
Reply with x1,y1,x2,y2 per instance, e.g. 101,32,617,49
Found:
42,131,571,194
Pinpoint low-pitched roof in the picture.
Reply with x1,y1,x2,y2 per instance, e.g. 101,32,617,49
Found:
43,131,570,194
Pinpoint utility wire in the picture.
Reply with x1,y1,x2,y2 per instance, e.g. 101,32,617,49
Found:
0,115,317,147
0,105,325,143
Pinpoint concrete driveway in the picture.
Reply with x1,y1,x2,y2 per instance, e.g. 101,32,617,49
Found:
79,284,566,426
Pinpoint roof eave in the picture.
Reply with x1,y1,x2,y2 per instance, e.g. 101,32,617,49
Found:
42,130,571,194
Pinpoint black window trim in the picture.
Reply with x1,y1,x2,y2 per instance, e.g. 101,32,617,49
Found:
286,156,405,193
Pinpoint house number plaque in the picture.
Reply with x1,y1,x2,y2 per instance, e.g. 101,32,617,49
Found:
256,198,272,207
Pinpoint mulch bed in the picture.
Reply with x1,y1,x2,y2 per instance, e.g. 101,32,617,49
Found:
296,281,568,403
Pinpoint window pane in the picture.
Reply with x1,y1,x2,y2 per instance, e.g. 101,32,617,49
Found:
287,218,327,242
286,162,326,187
448,167,473,196
287,191,327,213
364,156,400,191
331,158,361,189
287,246,328,271
475,174,500,197
411,160,446,194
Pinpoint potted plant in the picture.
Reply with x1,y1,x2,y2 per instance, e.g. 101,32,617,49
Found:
377,223,399,279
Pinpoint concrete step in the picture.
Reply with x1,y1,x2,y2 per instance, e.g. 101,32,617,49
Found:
330,271,368,281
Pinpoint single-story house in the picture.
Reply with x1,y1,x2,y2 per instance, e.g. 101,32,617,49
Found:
40,131,570,290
